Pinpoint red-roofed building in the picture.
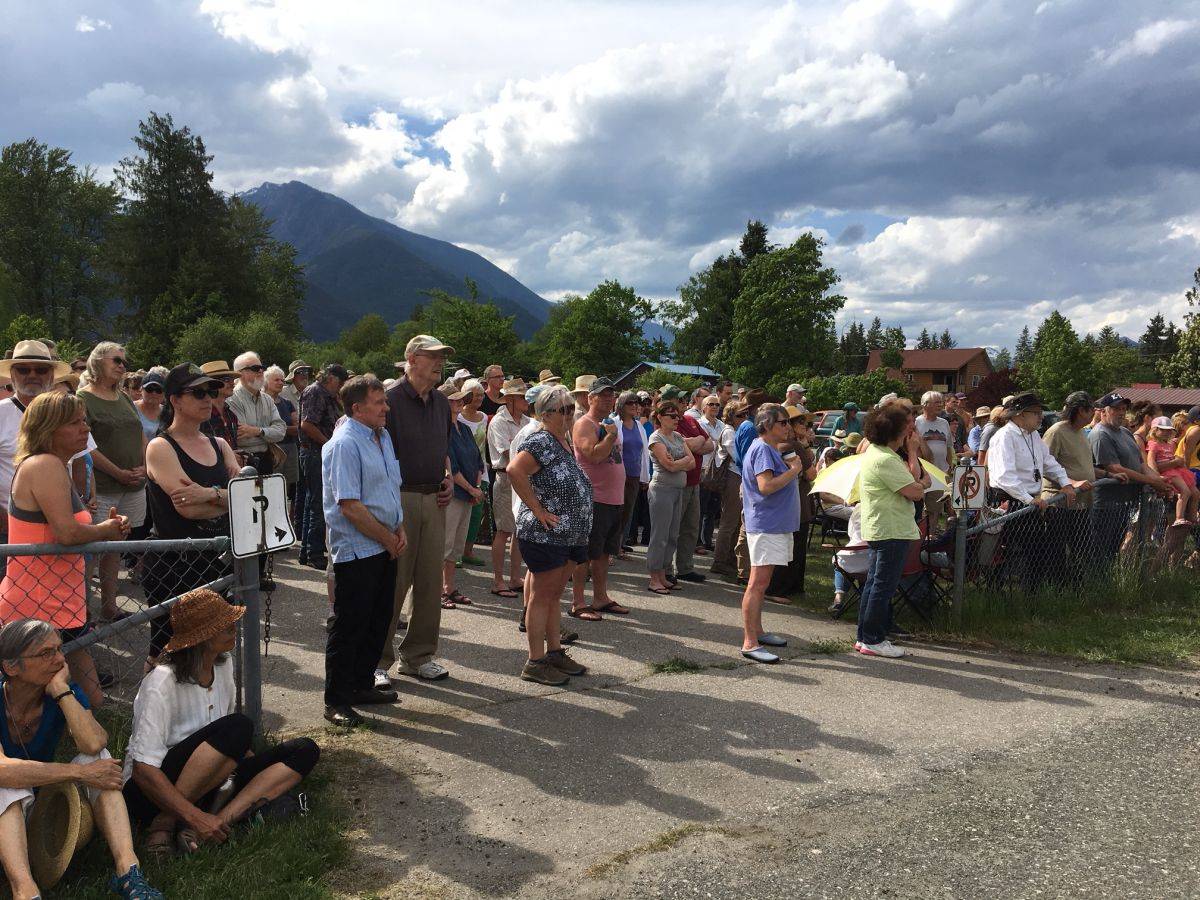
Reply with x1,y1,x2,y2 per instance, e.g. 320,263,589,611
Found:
1109,384,1200,413
866,348,993,395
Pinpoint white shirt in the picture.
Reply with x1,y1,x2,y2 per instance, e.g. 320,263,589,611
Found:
123,657,236,782
697,416,726,470
716,423,741,476
915,414,953,472
987,421,1070,504
509,420,542,519
487,407,528,471
0,398,23,506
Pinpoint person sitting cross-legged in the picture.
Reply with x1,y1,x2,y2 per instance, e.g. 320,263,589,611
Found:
0,618,162,899
123,590,319,856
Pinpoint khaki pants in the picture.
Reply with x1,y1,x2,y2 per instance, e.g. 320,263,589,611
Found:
379,491,445,671
675,484,701,576
712,476,743,573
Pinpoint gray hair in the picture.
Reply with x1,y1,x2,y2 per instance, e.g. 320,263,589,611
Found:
754,403,788,435
691,388,708,402
460,378,483,395
148,365,170,380
0,619,56,677
233,351,260,371
264,364,285,382
534,384,572,419
85,341,125,384
920,390,943,407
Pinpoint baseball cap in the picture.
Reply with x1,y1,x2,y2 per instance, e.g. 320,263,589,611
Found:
1094,391,1129,409
404,334,454,357
843,401,859,411
1151,416,1176,430
164,363,222,397
588,376,616,395
525,383,547,405
1188,405,1200,422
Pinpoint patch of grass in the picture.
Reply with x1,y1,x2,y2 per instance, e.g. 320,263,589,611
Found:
793,544,1200,667
806,639,852,655
53,717,349,900
585,823,737,879
649,657,705,675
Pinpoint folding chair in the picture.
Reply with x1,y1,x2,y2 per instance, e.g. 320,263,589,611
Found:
830,542,868,619
892,539,938,625
809,494,851,551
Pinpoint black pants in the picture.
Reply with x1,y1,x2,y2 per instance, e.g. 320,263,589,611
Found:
767,525,810,595
699,487,722,549
122,713,319,825
326,551,397,706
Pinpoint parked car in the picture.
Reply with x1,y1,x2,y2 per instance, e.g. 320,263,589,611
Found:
812,410,842,449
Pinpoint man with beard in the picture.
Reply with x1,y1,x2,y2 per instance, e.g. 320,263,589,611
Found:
226,351,286,477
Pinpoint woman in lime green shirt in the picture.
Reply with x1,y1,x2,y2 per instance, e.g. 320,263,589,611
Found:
855,404,929,660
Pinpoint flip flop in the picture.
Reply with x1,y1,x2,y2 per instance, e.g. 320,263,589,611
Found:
568,607,603,621
490,587,520,598
647,586,672,595
592,601,630,615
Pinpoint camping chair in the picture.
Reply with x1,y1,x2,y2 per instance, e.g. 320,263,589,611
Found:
891,539,938,625
809,494,851,550
830,542,869,619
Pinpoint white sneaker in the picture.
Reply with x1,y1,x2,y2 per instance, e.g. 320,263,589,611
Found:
373,669,392,689
855,639,905,659
400,660,450,681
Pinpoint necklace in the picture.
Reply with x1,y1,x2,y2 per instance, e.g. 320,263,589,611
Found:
3,682,39,758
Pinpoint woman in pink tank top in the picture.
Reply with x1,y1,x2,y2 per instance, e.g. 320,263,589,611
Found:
0,393,131,707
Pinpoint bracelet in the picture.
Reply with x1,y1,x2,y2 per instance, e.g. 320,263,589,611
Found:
53,689,73,703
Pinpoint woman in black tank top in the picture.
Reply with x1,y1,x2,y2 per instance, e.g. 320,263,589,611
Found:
143,366,239,660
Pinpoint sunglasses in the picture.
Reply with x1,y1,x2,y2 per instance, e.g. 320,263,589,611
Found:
11,365,52,376
660,412,679,419
142,384,163,394
546,406,573,416
108,357,127,368
218,376,235,385
241,364,265,373
186,387,220,400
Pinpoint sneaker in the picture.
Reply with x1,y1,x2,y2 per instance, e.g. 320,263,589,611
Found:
373,669,393,689
110,863,164,899
545,648,588,676
855,639,905,659
521,658,569,686
398,660,450,681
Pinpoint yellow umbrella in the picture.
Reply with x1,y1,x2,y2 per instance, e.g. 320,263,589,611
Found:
811,453,948,503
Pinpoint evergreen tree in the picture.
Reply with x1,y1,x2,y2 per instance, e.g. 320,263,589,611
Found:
1161,268,1200,388
916,328,934,350
938,328,956,349
1014,325,1034,367
991,347,1012,370
865,316,884,350
739,220,773,261
837,321,869,373
1139,313,1168,360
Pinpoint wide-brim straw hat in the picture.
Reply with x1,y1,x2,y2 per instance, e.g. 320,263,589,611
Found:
200,360,236,378
0,341,72,379
54,372,80,390
164,589,246,653
573,374,597,395
500,378,529,396
27,782,94,889
537,369,561,384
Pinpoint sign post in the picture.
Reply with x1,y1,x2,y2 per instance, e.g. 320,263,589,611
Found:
949,460,985,627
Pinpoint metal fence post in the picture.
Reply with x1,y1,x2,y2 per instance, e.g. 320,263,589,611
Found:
952,510,968,628
233,465,263,734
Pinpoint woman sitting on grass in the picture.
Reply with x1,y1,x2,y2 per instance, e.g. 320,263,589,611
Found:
0,619,162,899
123,590,319,858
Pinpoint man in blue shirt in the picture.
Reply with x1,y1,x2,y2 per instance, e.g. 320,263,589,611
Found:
322,375,407,727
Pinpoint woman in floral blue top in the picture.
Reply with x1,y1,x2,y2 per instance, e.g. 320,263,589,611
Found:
508,385,593,686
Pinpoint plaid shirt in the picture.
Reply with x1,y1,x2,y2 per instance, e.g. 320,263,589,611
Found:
201,404,239,451
300,382,340,450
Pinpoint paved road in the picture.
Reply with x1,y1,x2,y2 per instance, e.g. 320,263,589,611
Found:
256,547,1200,899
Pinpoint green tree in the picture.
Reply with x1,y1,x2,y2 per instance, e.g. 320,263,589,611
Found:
991,347,1012,370
916,328,934,350
633,367,704,394
836,321,869,373
1161,268,1200,388
1139,313,1169,360
535,280,654,380
713,235,845,387
865,316,884,349
0,139,118,339
174,313,298,369
1014,325,1034,368
938,328,955,349
765,369,908,412
1024,312,1092,407
0,314,51,357
422,286,522,375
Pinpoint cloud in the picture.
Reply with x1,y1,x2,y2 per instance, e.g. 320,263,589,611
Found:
1095,18,1198,65
75,15,110,32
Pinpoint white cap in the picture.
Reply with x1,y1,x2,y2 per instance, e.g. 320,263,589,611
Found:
786,383,806,394
453,367,473,380
1152,415,1176,430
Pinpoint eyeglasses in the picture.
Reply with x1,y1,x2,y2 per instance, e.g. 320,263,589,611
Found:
22,645,63,662
107,357,127,368
218,376,235,385
241,364,265,373
186,387,220,400
11,365,52,377
142,384,163,394
660,412,679,419
546,406,573,416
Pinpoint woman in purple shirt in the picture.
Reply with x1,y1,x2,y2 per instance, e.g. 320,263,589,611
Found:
738,404,804,663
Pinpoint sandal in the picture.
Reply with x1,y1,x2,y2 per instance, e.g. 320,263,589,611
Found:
176,826,200,855
593,601,630,615
144,828,175,862
448,590,472,606
568,607,603,621
440,592,457,609
490,587,520,598
647,586,672,595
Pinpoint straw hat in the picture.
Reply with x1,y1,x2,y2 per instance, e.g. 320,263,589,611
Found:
572,375,597,395
439,381,468,401
164,589,246,653
537,369,561,384
200,360,236,378
27,782,94,889
54,372,80,391
844,432,864,449
0,341,71,379
500,378,529,396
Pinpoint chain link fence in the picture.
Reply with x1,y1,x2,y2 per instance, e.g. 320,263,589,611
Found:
0,534,263,738
949,478,1198,621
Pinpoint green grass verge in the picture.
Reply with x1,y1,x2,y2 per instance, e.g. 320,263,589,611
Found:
50,711,348,900
649,657,706,675
795,543,1200,667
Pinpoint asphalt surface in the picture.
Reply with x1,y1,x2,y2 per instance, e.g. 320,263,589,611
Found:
253,546,1200,899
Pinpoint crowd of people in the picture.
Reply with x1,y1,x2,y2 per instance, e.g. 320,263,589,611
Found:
0,329,1190,895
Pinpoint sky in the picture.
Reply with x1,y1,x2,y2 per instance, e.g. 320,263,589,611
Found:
3,0,1200,352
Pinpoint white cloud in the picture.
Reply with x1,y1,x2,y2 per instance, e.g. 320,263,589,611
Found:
1095,19,1198,65
75,16,111,33
766,53,911,128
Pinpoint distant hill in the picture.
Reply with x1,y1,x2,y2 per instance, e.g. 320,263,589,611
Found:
241,181,552,339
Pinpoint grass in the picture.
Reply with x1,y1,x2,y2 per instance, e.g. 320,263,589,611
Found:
806,639,853,655
584,823,737,879
51,711,349,900
794,542,1200,667
649,657,705,675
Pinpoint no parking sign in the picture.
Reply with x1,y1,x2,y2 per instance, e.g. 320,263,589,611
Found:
951,462,987,510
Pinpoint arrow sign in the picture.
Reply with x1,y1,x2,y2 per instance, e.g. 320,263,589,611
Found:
228,474,296,558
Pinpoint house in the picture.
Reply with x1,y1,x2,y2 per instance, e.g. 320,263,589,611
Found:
1109,384,1200,414
611,361,722,389
866,348,993,395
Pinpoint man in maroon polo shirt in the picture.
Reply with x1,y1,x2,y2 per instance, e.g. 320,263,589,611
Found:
376,335,455,686
663,386,714,583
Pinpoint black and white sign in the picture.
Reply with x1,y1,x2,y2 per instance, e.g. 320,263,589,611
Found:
228,473,295,558
951,462,987,510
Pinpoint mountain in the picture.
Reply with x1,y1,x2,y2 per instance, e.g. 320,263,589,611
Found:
241,181,552,339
